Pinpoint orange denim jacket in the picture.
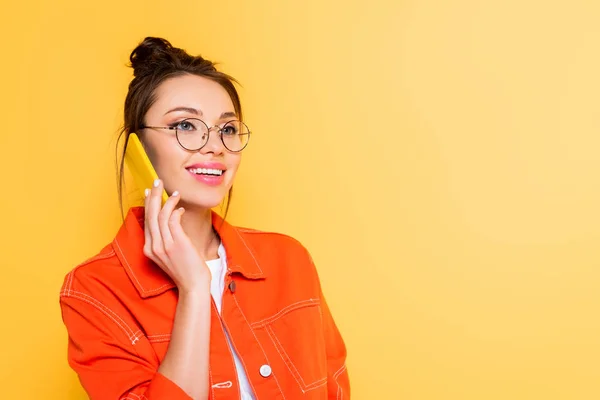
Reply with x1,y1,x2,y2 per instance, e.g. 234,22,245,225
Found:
59,207,350,399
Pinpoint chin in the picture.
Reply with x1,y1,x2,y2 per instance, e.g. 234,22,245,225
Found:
181,190,229,211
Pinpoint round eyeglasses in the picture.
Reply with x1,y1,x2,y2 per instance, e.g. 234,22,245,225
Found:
140,118,251,152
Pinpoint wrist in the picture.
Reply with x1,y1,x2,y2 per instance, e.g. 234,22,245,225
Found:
177,281,211,299
175,269,211,296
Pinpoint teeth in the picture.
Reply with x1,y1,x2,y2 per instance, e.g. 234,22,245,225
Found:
189,168,223,176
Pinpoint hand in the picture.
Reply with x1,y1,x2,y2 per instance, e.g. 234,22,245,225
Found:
143,179,210,294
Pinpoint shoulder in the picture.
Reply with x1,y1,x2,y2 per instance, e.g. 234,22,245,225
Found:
235,225,305,247
58,243,146,347
59,243,129,300
229,223,324,283
234,225,314,262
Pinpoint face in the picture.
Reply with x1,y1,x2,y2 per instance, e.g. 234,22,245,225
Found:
141,74,242,211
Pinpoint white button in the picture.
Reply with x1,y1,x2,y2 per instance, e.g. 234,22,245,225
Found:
259,364,272,377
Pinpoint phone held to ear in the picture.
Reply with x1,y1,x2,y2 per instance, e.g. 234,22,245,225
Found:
125,133,169,205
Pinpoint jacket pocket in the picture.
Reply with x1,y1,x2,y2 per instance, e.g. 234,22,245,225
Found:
253,299,328,393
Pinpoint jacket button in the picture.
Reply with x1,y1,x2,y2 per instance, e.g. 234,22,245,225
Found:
259,364,272,378
228,280,237,293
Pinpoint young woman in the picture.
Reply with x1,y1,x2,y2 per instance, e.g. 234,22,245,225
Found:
59,37,350,400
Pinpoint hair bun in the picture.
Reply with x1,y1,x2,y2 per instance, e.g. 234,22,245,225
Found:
129,37,175,76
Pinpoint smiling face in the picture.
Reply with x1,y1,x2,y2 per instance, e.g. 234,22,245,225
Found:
140,73,242,211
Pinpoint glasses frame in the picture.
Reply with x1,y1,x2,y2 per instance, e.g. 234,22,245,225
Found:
140,117,251,152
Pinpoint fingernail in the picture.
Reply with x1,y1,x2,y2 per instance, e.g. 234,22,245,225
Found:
172,190,179,197
144,188,150,197
179,207,185,214
153,179,160,188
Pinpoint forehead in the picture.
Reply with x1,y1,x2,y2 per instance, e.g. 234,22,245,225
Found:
151,74,235,116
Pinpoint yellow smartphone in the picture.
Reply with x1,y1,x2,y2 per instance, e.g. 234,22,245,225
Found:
124,133,169,205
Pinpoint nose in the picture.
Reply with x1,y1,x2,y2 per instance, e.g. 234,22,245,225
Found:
200,126,225,154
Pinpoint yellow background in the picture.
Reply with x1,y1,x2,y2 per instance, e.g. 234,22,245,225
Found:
2,0,600,398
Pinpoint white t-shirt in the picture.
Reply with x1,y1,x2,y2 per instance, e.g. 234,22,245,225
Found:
205,243,255,400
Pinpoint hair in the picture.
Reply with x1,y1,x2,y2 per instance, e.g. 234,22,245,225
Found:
116,36,242,218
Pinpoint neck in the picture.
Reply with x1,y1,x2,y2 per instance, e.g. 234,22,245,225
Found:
179,206,220,261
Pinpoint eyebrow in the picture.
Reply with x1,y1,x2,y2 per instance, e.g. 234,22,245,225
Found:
219,111,237,120
164,107,201,116
164,107,237,119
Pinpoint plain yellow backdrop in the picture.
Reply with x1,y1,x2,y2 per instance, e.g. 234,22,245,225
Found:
2,0,600,399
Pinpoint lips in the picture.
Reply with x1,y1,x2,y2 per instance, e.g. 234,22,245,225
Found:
185,162,226,186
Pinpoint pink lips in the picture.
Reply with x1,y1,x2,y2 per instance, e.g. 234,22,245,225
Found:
186,162,226,187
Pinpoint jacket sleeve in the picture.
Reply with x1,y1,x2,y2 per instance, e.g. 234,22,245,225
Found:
59,282,192,400
301,243,351,399
320,293,351,399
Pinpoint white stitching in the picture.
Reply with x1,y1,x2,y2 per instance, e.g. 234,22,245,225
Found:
208,366,216,399
113,238,146,292
318,301,323,325
231,294,287,400
250,299,320,328
211,301,242,400
232,228,264,274
61,271,73,297
113,238,171,295
62,271,70,296
126,393,141,399
86,249,116,263
64,249,117,297
146,336,170,343
264,326,302,390
67,270,74,296
333,364,347,400
212,381,233,389
61,290,141,344
265,325,327,392
229,264,263,278
333,364,347,379
67,290,143,344
147,333,171,343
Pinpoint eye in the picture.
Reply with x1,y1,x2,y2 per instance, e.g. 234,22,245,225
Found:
176,120,197,131
221,123,239,136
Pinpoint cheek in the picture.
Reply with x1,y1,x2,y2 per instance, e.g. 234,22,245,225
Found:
228,155,242,175
141,139,159,165
149,150,172,174
144,137,186,175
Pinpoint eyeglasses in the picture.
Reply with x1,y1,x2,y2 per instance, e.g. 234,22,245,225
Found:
140,118,251,152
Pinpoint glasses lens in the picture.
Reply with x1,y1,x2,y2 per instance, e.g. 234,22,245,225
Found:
176,118,208,150
222,120,250,152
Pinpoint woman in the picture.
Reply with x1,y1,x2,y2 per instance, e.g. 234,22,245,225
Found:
59,37,350,400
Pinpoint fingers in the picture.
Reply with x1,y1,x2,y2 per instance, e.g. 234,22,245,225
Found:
168,206,190,248
143,187,153,259
140,181,207,290
158,189,182,248
144,179,186,266
144,179,166,262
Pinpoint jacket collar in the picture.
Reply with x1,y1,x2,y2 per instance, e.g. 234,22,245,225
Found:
112,207,266,299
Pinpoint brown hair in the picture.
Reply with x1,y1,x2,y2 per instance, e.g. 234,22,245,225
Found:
116,37,242,218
